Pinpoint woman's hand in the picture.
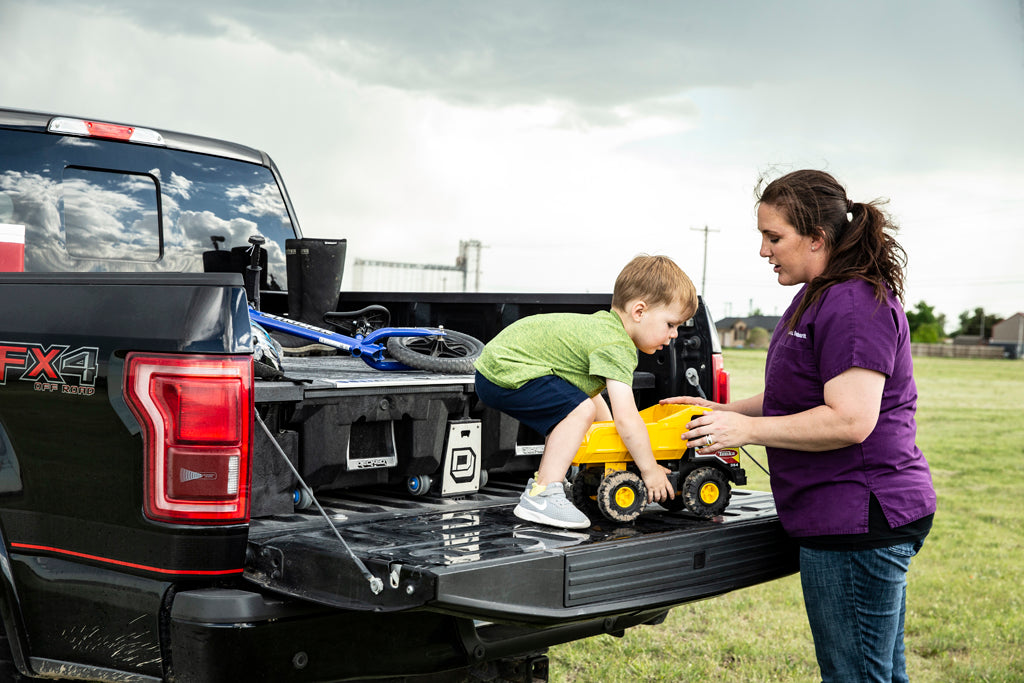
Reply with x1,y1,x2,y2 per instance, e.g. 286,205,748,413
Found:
660,395,723,410
661,396,741,452
681,409,750,453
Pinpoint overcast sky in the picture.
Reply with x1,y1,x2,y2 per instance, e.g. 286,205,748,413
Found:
2,0,1022,324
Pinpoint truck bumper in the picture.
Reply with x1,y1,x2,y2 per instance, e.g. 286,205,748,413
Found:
167,587,662,682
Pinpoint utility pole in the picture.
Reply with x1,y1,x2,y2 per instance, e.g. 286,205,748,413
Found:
1017,315,1023,359
690,225,719,297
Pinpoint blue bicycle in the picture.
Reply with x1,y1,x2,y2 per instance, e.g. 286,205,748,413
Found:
242,235,483,375
249,306,482,374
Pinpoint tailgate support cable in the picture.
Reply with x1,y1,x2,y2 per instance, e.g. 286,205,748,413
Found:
255,414,384,595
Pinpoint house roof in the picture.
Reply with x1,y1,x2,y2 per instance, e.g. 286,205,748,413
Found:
716,315,783,331
991,313,1024,341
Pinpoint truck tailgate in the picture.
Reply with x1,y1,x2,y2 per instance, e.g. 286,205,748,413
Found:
244,483,797,625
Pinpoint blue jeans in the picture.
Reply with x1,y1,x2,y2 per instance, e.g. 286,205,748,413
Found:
800,541,924,683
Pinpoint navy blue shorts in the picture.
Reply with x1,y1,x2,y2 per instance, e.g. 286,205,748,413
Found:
474,372,590,436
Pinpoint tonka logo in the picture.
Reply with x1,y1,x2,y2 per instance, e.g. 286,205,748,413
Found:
0,342,100,393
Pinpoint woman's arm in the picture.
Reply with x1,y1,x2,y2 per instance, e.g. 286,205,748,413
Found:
682,367,885,452
661,392,765,417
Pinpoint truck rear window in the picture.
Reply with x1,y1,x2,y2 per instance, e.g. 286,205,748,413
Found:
63,167,161,262
0,129,293,289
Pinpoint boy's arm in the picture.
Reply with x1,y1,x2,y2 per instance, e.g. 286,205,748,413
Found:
605,380,674,503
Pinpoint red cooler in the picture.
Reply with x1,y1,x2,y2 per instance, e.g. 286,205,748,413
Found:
0,225,25,272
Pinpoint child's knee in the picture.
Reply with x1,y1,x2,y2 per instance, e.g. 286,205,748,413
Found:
576,398,598,422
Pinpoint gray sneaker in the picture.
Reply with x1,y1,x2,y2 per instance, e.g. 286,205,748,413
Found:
513,479,590,529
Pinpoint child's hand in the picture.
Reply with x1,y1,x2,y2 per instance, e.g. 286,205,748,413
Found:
641,465,675,504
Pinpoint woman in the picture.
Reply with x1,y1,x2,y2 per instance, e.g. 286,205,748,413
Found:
667,170,936,682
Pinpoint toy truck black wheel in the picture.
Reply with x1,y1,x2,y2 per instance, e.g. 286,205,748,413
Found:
682,467,731,519
596,470,647,523
570,468,602,517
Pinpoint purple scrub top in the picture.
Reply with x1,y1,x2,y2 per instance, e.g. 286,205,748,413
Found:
763,279,937,537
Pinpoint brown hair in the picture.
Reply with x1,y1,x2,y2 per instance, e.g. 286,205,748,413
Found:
756,169,907,329
612,254,698,318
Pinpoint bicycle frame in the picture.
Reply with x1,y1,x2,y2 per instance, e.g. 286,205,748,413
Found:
249,307,448,371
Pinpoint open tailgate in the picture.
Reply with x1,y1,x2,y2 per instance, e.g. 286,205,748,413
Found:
244,483,797,625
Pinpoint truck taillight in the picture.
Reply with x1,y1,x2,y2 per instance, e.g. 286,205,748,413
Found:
124,353,253,524
712,353,730,405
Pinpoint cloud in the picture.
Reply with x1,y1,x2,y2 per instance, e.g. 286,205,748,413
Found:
25,0,1022,173
33,1,1021,101
165,172,193,200
225,183,288,220
2,0,1022,319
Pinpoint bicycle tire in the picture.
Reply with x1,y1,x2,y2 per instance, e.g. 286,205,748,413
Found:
386,329,484,374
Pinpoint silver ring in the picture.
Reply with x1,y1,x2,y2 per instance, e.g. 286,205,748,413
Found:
704,434,714,446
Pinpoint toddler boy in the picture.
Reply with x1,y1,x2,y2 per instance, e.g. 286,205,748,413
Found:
474,255,698,528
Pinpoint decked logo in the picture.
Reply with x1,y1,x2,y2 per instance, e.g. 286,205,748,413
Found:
0,342,100,396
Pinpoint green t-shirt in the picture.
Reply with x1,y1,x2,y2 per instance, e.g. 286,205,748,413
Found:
474,310,638,397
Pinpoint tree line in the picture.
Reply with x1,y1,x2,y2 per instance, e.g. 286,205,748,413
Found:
736,303,1006,347
907,302,1005,343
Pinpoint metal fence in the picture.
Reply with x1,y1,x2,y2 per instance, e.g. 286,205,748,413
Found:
911,343,1007,359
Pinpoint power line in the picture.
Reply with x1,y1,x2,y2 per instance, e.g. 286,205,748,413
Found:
910,279,1024,288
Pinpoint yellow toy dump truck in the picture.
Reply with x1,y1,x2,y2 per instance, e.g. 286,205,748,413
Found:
570,404,747,523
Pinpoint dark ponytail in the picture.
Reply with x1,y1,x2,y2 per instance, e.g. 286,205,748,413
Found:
756,170,906,329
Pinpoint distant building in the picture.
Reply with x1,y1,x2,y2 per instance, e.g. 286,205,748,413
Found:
990,313,1024,359
951,335,984,346
716,315,782,348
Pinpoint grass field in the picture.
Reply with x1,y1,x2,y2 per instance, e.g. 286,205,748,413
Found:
548,349,1024,682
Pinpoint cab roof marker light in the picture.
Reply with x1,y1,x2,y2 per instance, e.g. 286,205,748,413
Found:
48,116,166,146
128,127,166,145
47,117,90,136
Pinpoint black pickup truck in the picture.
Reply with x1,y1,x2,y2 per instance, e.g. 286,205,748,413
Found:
0,107,797,682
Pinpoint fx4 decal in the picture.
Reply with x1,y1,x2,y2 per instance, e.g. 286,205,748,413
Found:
0,342,100,396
